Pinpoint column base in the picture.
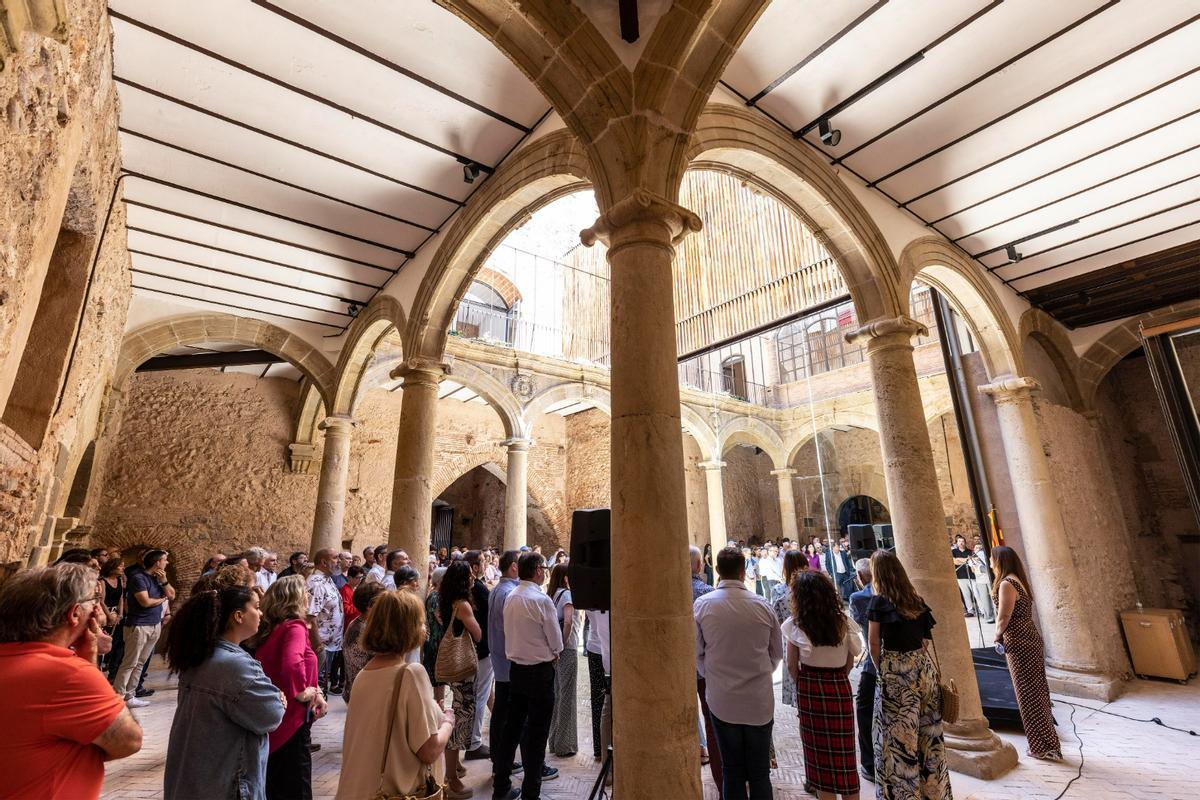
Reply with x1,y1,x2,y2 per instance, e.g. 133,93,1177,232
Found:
943,717,1018,779
1045,664,1125,702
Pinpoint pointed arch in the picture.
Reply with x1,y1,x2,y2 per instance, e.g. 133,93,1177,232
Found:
114,313,336,405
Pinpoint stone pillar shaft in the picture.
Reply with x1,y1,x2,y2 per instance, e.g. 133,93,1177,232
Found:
582,190,703,799
698,460,727,550
771,467,800,542
980,377,1119,700
388,359,444,589
310,415,355,556
503,439,531,552
849,316,1017,778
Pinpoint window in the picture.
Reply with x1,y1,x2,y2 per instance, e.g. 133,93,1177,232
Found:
721,356,747,399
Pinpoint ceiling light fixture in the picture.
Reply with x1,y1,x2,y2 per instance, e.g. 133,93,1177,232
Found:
1005,244,1022,264
346,300,361,317
818,118,842,147
462,161,481,184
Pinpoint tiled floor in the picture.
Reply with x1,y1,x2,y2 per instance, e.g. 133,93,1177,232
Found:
102,655,1199,799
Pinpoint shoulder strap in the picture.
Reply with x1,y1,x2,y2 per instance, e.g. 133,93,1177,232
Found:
376,663,408,786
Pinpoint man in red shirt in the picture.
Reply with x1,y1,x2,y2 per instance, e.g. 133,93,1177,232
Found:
0,563,144,799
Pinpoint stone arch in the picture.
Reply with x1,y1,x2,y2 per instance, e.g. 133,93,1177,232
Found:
1077,300,1200,408
444,360,523,441
1018,308,1086,411
521,381,612,440
680,405,719,463
897,236,1021,380
331,294,407,416
58,440,96,519
717,416,787,469
784,413,881,466
114,313,336,406
432,458,560,547
289,380,326,471
406,130,592,361
688,104,901,323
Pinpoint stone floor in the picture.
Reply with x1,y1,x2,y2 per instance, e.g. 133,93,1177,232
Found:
102,654,1199,800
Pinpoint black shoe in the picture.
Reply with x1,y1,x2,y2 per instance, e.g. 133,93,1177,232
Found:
308,743,321,752
512,762,523,774
134,688,155,698
492,790,520,800
465,745,491,760
541,765,559,780
328,685,342,696
860,768,876,784
964,612,976,618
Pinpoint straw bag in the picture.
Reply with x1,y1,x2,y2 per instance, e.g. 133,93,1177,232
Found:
369,665,445,800
434,617,477,684
929,637,960,725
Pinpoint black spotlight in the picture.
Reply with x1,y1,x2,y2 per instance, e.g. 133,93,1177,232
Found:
462,161,482,184
818,117,841,147
346,300,361,317
1005,244,1022,263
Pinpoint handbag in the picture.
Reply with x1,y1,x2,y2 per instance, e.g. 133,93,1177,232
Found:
929,636,960,725
369,664,445,800
434,614,477,684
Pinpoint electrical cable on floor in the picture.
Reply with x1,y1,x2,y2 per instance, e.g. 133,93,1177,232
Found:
1049,704,1083,800
1055,699,1199,736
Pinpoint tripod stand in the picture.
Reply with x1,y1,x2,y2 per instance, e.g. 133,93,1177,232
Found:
587,743,613,800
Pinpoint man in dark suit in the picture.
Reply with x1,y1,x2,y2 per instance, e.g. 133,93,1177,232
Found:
848,557,876,784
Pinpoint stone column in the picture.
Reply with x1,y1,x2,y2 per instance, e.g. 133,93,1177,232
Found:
980,377,1121,700
771,467,800,542
582,189,704,799
848,316,1017,778
698,460,727,550
309,415,355,556
387,358,444,587
502,438,531,551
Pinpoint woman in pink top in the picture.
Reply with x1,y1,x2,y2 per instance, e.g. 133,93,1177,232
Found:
253,575,328,800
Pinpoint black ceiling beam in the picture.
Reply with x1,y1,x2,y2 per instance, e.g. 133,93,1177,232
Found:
131,267,354,320
953,145,1200,241
120,127,437,233
746,0,889,106
795,0,1001,139
124,198,400,274
126,225,380,290
993,197,1200,267
131,284,344,330
137,349,284,373
249,0,531,133
109,10,495,174
128,248,370,304
928,106,1200,225
907,66,1200,210
115,77,464,208
869,14,1200,188
126,172,415,259
832,1,1119,165
972,219,1080,260
1005,219,1200,285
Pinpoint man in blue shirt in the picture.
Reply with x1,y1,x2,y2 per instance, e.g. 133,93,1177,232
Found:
848,557,876,783
112,550,174,707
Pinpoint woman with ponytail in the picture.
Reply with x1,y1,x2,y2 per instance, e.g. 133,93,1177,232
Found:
163,585,286,800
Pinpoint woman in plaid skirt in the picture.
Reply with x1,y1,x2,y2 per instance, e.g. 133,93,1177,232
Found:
784,570,863,800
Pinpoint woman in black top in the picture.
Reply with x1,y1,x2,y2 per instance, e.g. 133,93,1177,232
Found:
866,551,951,800
437,561,480,799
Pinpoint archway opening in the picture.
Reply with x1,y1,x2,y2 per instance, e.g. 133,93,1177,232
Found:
434,463,557,551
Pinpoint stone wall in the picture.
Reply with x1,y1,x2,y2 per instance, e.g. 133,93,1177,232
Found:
721,445,771,541
0,1,131,566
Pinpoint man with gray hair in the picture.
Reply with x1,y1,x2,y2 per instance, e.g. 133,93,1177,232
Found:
246,547,275,592
0,564,144,797
848,556,877,783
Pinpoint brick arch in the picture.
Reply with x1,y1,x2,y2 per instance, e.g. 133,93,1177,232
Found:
114,313,336,406
473,267,522,308
689,104,901,323
899,236,1021,380
1077,300,1200,408
1018,308,1086,412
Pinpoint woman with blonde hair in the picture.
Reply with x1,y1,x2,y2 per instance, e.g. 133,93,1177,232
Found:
991,545,1061,761
336,590,454,800
254,575,327,800
866,550,951,800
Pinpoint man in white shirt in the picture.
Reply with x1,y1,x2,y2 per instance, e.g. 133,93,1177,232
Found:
694,546,782,800
494,552,562,800
759,545,783,596
365,544,387,585
246,547,276,592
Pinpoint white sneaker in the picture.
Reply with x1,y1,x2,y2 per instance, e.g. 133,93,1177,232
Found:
126,697,150,708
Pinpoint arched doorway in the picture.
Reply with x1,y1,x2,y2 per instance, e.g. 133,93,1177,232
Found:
435,463,558,551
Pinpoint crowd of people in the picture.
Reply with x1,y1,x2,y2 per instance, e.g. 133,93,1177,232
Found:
0,531,1064,800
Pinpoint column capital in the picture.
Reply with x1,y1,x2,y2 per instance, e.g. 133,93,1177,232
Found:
580,188,703,252
389,357,448,387
697,460,726,471
770,467,797,478
845,314,929,345
318,415,357,433
979,375,1039,404
501,438,532,452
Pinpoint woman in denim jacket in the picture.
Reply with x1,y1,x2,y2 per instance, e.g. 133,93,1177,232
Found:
163,585,286,800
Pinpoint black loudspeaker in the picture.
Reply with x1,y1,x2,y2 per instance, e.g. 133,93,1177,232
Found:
848,524,877,560
568,508,610,612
